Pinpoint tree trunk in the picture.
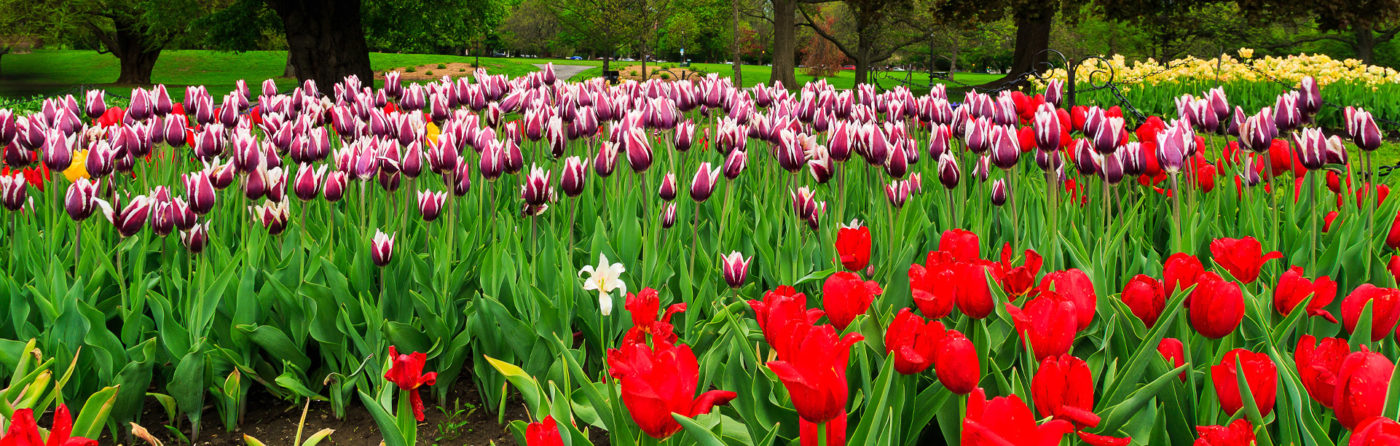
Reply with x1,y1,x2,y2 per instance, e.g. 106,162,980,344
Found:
283,52,297,78
266,0,373,91
769,0,798,88
987,6,1052,88
109,19,162,85
731,0,743,86
1355,25,1376,65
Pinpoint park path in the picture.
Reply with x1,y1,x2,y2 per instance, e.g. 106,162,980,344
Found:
535,64,591,81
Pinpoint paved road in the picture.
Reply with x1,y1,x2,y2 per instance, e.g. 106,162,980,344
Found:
534,64,591,81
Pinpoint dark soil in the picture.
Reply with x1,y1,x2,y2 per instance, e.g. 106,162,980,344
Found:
110,380,530,446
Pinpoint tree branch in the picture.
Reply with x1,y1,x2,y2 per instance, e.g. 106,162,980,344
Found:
797,5,857,59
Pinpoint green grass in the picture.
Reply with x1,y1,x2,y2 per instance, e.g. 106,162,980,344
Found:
570,61,1003,92
0,50,566,100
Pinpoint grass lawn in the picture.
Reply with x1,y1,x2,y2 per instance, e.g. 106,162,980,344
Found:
569,61,1004,92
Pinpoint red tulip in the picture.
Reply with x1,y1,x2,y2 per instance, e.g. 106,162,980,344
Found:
939,228,980,262
1388,256,1400,285
1341,285,1400,342
385,346,438,422
1007,292,1078,360
1323,211,1338,232
1037,269,1096,331
1334,348,1396,430
608,339,738,439
822,272,882,330
1351,417,1400,445
909,252,956,319
1032,355,1100,428
1189,272,1244,339
955,261,996,319
1210,236,1282,284
767,323,863,446
622,288,685,345
1195,419,1256,446
526,416,564,446
0,404,96,446
934,328,979,394
1122,274,1166,327
1294,335,1349,408
884,308,945,374
1211,348,1277,417
998,243,1042,299
835,224,872,272
1163,253,1204,296
1273,266,1338,322
961,387,1074,446
1158,338,1186,382
1389,211,1400,250
749,286,825,360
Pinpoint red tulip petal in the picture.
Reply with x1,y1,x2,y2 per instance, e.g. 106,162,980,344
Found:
1076,431,1132,446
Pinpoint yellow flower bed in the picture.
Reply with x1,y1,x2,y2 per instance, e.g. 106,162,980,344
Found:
1036,50,1400,88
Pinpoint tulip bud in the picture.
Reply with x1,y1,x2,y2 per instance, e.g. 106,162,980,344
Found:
1352,108,1383,151
106,194,152,237
1044,79,1063,107
886,143,910,178
722,149,747,180
418,190,447,222
521,164,553,207
1155,121,1190,174
1033,104,1060,152
1211,349,1278,417
791,187,817,220
624,127,653,172
323,171,348,202
675,120,695,151
964,118,991,154
658,172,677,201
989,125,1020,169
934,329,979,394
661,202,677,228
720,251,751,289
1324,135,1347,165
886,180,910,209
181,222,209,254
691,163,721,202
293,163,326,201
370,229,396,267
1101,150,1125,184
1275,93,1302,132
148,199,175,236
450,157,471,196
936,151,961,189
65,178,100,221
0,173,24,211
1094,116,1124,154
990,178,1009,207
1294,128,1326,170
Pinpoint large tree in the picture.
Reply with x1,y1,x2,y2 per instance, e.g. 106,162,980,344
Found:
1237,0,1400,64
43,0,214,84
934,0,1061,87
798,0,926,85
549,0,646,73
264,0,374,90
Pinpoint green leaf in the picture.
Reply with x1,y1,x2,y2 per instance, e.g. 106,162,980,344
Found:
357,390,408,446
673,413,727,446
484,355,546,419
70,386,119,440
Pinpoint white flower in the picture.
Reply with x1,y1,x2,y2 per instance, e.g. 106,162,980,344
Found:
579,254,626,316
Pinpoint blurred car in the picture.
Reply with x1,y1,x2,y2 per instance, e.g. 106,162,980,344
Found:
569,56,583,60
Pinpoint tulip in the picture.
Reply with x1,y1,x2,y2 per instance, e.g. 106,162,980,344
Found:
1072,139,1097,175
1007,292,1078,360
1352,417,1400,445
660,202,676,228
749,286,826,359
988,125,1020,169
559,156,588,198
1032,355,1100,428
0,404,98,446
323,171,348,202
525,416,564,446
521,165,553,207
181,222,209,254
148,198,175,236
777,130,808,172
767,323,863,446
1294,335,1349,408
1155,121,1189,173
884,308,945,375
723,148,747,180
808,144,835,183
1189,272,1245,339
607,338,737,439
41,129,72,171
65,178,100,221
1093,116,1124,154
1195,419,1256,446
909,252,956,319
1341,285,1400,342
1158,338,1186,382
1334,349,1396,430
417,190,447,222
1038,269,1096,331
1351,108,1383,151
932,328,979,394
85,89,106,118
961,387,1073,446
1045,79,1063,107
675,120,695,151
937,151,960,189
1273,266,1338,322
624,127,653,172
657,172,677,201
251,199,289,235
1163,253,1204,296
690,163,721,202
834,223,871,272
973,155,992,182
292,163,326,201
821,271,882,330
1294,128,1326,170
1034,104,1061,151
720,251,751,289
989,179,1008,206
1212,348,1277,417
0,173,25,211
1121,274,1166,328
1209,236,1282,285
385,346,437,422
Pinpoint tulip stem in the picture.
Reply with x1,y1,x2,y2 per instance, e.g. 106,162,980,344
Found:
1266,161,1279,259
688,202,700,284
1170,173,1182,253
1046,170,1057,270
1008,170,1020,246
73,223,81,278
1365,150,1374,277
1309,173,1318,273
